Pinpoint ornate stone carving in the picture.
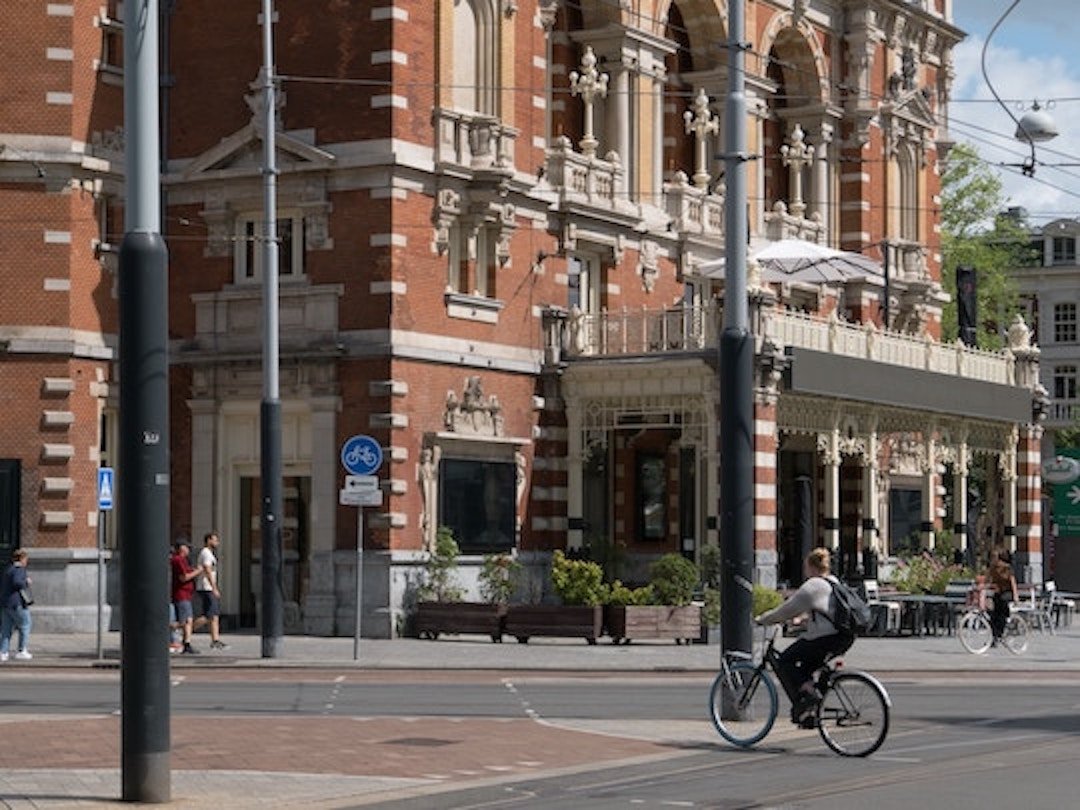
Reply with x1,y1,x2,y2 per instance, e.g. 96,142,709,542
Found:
1007,313,1032,350
432,188,462,256
419,443,441,552
444,376,505,437
637,239,660,292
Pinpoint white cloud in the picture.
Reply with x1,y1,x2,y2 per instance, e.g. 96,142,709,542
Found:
949,35,1080,222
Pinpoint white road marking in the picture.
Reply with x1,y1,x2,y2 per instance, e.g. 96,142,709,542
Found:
886,732,1044,756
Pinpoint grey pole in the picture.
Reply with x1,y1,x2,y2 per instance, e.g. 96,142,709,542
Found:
354,508,363,660
119,0,170,802
260,0,285,658
720,0,755,660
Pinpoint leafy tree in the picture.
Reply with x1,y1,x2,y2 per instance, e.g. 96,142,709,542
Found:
940,143,1034,349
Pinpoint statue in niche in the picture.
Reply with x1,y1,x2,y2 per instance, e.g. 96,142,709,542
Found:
419,445,440,552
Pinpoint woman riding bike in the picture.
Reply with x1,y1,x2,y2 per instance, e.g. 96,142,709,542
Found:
755,548,853,727
987,549,1018,646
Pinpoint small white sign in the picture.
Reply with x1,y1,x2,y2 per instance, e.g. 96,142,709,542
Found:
345,474,379,492
340,488,383,507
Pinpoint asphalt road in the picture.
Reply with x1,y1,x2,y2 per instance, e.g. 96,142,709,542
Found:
2,670,1077,808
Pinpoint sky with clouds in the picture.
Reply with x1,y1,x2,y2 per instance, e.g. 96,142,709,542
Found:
950,0,1080,224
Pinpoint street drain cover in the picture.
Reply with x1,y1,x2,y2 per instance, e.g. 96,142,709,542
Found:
382,737,456,747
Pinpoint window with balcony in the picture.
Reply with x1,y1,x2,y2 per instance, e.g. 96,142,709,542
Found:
235,213,306,283
1054,365,1077,401
568,254,602,314
1054,302,1077,344
1053,236,1076,265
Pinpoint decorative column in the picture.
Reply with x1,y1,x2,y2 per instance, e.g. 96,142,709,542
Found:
652,69,664,199
812,123,833,228
1016,424,1044,583
566,399,585,550
819,430,841,551
684,88,719,189
861,430,879,557
921,435,937,550
1001,437,1018,556
954,440,970,561
569,46,609,159
607,61,631,190
753,336,784,589
780,124,813,217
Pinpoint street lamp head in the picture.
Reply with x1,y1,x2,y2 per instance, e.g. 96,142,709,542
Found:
1015,101,1059,144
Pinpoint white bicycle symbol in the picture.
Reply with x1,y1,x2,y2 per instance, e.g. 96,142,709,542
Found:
345,443,377,468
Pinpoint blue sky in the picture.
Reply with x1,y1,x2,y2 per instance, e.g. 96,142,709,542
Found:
950,0,1080,221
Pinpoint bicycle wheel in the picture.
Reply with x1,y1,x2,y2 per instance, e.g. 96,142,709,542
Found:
709,661,778,748
817,671,890,757
958,610,993,654
1003,614,1030,654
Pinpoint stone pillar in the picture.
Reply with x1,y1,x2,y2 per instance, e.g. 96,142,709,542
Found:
954,441,970,558
607,64,631,192
1015,425,1044,583
566,398,585,550
652,73,664,199
922,435,937,550
819,430,841,551
304,397,339,635
812,123,833,231
1001,441,1018,556
861,431,879,556
753,356,782,588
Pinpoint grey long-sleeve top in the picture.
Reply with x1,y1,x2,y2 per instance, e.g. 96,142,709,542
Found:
756,575,838,641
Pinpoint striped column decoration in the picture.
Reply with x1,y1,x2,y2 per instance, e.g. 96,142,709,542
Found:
1015,424,1044,583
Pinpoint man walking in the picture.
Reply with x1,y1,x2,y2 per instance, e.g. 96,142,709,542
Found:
193,532,229,650
170,539,199,654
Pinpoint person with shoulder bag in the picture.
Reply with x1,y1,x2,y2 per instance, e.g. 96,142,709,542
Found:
755,547,856,726
0,549,33,661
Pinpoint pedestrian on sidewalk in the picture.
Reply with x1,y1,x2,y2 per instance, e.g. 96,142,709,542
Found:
193,532,229,650
170,539,200,654
0,549,33,661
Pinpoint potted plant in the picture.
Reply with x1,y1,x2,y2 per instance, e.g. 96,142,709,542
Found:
414,528,506,642
606,553,702,644
504,550,606,644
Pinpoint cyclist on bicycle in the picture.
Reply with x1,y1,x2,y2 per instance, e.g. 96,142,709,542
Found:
755,548,853,727
987,549,1018,645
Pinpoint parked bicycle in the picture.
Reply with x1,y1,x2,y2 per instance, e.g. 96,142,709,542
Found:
709,626,891,757
958,606,1030,654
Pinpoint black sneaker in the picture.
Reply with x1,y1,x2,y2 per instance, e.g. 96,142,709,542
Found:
182,643,199,655
210,640,230,650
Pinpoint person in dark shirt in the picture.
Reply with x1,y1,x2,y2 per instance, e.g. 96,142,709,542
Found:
0,549,33,661
987,549,1017,644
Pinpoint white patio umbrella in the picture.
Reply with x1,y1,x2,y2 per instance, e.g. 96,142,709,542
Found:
698,238,883,284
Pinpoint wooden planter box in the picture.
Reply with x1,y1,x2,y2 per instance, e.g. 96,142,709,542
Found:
414,601,506,642
503,605,604,644
604,605,701,644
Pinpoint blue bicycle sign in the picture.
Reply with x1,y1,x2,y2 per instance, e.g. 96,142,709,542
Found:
341,435,383,476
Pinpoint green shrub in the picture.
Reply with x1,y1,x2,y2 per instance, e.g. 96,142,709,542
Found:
701,587,721,625
752,584,783,617
649,553,699,606
550,550,608,606
418,526,465,602
606,580,655,607
892,553,972,595
478,553,522,604
698,544,721,590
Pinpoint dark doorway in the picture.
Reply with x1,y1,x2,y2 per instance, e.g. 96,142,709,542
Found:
0,460,19,562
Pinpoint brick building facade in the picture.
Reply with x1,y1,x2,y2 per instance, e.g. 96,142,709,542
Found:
1,1,1046,635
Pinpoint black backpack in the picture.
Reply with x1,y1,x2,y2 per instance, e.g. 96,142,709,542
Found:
825,578,872,638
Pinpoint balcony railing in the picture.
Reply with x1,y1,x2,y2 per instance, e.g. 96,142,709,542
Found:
1046,401,1080,425
663,172,724,238
433,107,517,172
543,304,1022,387
545,136,625,212
758,309,1015,384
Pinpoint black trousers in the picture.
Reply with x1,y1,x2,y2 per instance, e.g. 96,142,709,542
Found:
775,634,853,703
991,592,1010,639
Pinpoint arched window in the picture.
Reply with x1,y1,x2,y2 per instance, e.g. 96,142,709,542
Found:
451,0,498,116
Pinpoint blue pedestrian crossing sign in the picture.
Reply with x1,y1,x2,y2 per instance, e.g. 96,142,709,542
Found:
97,467,115,511
341,435,383,476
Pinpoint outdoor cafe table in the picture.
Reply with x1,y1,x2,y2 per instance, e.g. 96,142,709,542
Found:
887,593,967,636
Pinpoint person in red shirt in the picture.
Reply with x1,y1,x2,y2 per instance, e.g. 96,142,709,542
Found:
170,539,200,654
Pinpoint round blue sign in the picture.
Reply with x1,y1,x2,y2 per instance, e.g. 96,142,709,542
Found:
341,434,383,476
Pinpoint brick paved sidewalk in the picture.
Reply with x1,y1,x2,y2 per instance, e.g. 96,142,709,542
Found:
0,712,679,808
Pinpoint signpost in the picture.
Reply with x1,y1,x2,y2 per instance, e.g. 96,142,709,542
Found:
96,468,114,661
340,436,383,659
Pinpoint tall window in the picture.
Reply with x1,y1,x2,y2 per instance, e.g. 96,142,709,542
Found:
451,0,498,115
568,254,602,313
1054,302,1077,344
447,226,497,299
1054,365,1078,401
897,144,919,242
1053,236,1076,265
236,213,305,283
